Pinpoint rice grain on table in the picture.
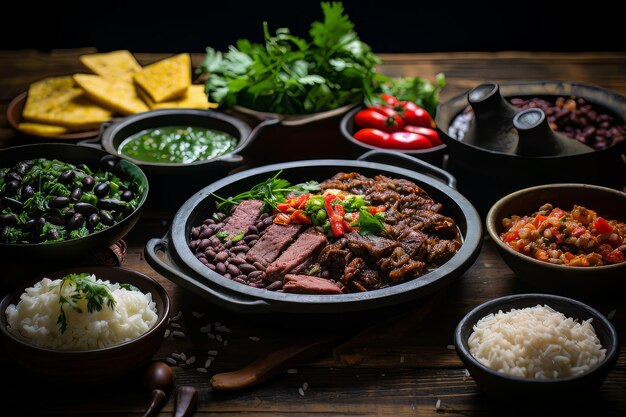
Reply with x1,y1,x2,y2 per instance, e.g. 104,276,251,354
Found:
468,304,606,379
192,311,205,318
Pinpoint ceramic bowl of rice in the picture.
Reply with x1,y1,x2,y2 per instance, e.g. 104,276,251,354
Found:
454,293,618,402
0,266,170,384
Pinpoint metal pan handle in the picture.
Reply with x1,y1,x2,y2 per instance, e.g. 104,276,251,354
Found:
145,237,271,312
357,149,457,189
77,120,114,150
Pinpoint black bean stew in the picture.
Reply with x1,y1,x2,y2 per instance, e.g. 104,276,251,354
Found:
0,157,141,244
188,172,462,295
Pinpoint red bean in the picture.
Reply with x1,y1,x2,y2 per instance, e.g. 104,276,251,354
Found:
239,264,256,274
215,262,226,275
227,264,241,276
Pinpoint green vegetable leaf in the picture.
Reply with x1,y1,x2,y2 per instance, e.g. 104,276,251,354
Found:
231,231,245,242
354,207,385,236
310,2,354,49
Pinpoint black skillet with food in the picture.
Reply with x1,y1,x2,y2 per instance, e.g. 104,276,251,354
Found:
145,159,482,315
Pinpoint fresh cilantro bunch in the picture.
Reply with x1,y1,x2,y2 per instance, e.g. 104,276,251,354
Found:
198,2,381,115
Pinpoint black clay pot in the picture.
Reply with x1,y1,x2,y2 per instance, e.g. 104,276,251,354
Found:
145,152,482,316
0,144,148,261
436,80,626,216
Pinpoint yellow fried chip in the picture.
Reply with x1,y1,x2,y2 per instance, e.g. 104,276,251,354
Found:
73,74,149,115
23,76,113,130
79,50,141,81
141,85,217,110
133,53,191,103
18,122,68,137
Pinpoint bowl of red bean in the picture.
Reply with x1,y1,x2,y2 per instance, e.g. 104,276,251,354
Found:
486,183,626,295
435,80,626,216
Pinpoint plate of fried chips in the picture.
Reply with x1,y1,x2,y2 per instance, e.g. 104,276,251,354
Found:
8,50,217,140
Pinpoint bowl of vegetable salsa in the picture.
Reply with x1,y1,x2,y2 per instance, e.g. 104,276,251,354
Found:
0,143,148,261
487,183,626,294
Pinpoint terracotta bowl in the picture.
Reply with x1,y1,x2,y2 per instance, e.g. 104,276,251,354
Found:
7,92,100,141
0,266,170,384
455,293,618,402
486,183,626,295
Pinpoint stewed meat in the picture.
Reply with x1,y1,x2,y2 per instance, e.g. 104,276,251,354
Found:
345,232,400,257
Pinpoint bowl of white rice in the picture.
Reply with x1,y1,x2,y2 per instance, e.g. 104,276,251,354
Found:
0,266,170,384
454,294,618,401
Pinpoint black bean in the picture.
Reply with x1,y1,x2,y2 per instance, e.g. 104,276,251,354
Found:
88,213,100,229
15,162,31,175
94,182,111,198
74,202,98,215
195,252,206,260
244,234,259,242
98,210,115,226
252,261,266,271
5,180,19,195
223,240,233,249
121,190,134,201
0,213,18,226
239,263,256,274
66,213,84,230
199,239,211,251
227,264,241,276
99,154,118,170
247,270,264,280
267,281,283,291
189,240,199,250
203,218,216,225
215,263,226,275
199,257,209,265
210,236,222,247
215,222,225,229
23,218,36,231
20,184,34,202
58,170,75,184
33,217,46,237
215,251,229,263
46,229,60,241
46,214,66,226
259,212,270,220
3,197,23,212
49,196,70,208
6,172,22,183
98,198,126,211
70,188,83,202
230,245,249,253
64,208,76,219
82,175,95,190
228,256,246,265
205,249,216,260
255,221,264,230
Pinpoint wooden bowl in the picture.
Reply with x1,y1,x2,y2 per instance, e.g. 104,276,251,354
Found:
7,92,100,140
0,266,170,384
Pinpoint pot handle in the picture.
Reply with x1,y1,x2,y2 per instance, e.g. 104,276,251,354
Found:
77,120,113,150
145,237,272,312
215,118,281,163
357,149,457,189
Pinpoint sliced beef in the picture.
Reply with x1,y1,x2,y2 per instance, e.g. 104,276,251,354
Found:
265,228,328,281
221,200,264,238
283,274,343,295
398,228,429,260
345,232,400,258
246,223,304,267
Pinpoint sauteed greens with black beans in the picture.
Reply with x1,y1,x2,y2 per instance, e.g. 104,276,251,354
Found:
0,157,141,244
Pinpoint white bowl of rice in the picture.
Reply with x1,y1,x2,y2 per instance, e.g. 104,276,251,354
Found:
454,294,618,401
0,266,170,384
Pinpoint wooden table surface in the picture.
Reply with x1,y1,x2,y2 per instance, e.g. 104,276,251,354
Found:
0,50,625,416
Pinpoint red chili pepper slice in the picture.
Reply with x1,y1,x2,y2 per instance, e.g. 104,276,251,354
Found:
502,230,519,243
532,214,548,229
273,212,291,225
289,210,312,225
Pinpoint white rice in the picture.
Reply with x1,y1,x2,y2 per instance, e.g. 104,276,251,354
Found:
5,275,158,350
468,304,605,379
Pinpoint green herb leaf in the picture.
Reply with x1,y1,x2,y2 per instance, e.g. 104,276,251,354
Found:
231,231,245,242
354,207,385,236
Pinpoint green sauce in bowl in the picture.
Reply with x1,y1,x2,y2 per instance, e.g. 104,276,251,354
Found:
118,126,237,164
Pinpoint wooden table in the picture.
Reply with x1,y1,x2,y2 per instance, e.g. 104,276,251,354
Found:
0,50,625,416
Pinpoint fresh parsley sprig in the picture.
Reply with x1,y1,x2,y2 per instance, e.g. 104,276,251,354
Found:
56,273,116,334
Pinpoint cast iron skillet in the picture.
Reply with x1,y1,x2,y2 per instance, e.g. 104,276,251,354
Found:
93,108,279,175
145,150,482,314
0,143,149,261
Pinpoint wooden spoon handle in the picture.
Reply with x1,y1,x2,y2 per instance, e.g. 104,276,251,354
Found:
141,389,167,417
174,386,198,417
210,335,340,390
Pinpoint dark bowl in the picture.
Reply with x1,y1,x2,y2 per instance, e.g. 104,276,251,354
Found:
455,294,618,402
98,108,269,176
486,183,626,294
145,157,482,315
0,143,149,261
0,266,170,384
340,106,447,167
7,92,100,140
436,80,626,216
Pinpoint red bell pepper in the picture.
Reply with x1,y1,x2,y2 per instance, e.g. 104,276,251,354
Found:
502,230,519,243
593,217,614,234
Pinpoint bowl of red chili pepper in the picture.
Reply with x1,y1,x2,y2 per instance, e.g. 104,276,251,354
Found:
487,183,626,295
340,94,446,166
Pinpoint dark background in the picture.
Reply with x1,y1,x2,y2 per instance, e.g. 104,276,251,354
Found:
1,0,623,53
